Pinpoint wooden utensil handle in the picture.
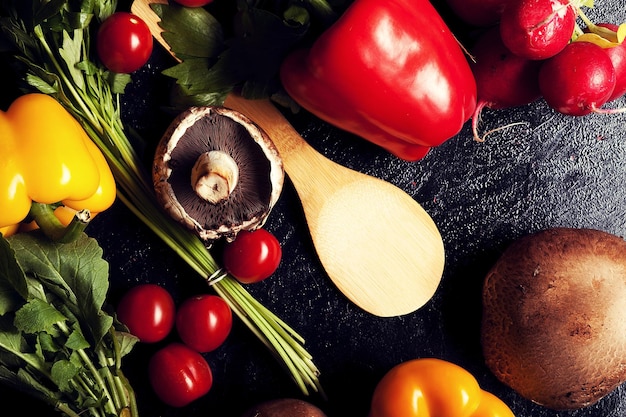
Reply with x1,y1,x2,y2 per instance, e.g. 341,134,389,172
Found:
224,95,316,161
225,95,343,203
132,0,169,49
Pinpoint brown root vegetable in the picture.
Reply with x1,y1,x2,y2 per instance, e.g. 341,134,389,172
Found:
481,227,626,410
240,398,327,417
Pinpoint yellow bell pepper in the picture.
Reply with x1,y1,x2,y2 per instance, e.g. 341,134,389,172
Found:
0,93,116,239
369,358,515,417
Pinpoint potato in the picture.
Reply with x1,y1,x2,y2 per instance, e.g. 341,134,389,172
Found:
240,398,328,417
481,227,626,410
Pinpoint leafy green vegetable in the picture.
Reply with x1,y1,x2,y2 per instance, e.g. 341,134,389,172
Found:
157,0,341,110
0,0,322,399
0,231,138,417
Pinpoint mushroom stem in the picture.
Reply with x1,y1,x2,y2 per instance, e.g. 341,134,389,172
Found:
191,151,239,204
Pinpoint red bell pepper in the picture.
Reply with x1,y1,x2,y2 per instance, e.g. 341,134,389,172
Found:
280,0,477,161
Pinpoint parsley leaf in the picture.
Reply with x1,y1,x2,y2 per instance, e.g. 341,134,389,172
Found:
156,0,325,109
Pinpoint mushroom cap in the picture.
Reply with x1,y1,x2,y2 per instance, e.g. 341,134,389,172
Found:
481,227,626,410
153,106,284,242
240,398,328,417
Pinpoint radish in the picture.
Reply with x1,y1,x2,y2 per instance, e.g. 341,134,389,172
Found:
469,26,543,141
499,0,577,60
445,0,509,27
593,23,626,102
539,41,616,116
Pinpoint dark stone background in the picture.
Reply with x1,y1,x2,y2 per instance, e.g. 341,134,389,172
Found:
1,0,625,416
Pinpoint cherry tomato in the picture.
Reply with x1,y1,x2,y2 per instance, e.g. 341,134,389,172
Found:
222,229,282,284
116,284,175,343
97,12,153,73
148,343,213,407
173,0,214,6
176,294,232,353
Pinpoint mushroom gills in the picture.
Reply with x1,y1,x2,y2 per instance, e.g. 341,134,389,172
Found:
153,106,284,242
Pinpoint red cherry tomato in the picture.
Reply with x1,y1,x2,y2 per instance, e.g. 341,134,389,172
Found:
97,12,153,73
116,284,175,343
222,229,282,284
176,294,233,353
148,343,213,407
173,0,214,6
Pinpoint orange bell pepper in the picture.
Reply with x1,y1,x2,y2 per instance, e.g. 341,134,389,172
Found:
369,358,515,417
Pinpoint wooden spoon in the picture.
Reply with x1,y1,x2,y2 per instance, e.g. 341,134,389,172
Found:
131,0,445,317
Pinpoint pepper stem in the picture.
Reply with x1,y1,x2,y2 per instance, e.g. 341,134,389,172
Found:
191,151,239,204
28,203,91,243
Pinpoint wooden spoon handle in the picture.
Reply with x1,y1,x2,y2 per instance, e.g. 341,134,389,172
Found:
132,0,169,47
224,95,307,159
223,95,343,201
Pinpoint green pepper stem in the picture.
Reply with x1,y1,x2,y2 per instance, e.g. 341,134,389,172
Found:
28,203,90,243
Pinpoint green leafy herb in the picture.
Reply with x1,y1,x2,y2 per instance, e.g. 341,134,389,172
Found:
0,231,138,417
0,0,323,400
157,0,340,110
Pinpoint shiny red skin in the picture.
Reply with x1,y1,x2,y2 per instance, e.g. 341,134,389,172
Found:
596,23,626,102
500,0,576,60
97,12,153,73
116,284,175,343
280,0,477,161
222,229,282,284
176,294,233,353
173,0,214,6
471,26,543,110
470,26,543,140
148,343,213,407
539,42,616,116
446,0,509,27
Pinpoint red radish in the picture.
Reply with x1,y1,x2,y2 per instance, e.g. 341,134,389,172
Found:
539,41,616,116
595,23,626,102
500,0,577,60
445,0,509,27
470,26,543,141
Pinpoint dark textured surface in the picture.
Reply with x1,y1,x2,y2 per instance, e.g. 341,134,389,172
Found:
2,0,626,416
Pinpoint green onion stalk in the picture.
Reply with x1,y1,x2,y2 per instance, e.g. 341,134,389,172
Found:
0,0,322,396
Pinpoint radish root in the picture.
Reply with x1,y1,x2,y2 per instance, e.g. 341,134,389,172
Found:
471,101,529,142
593,105,626,115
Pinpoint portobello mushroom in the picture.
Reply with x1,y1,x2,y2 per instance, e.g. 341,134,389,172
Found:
153,106,284,242
481,227,626,410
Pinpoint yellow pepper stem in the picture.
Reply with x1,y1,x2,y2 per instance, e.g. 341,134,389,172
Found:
29,203,91,243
